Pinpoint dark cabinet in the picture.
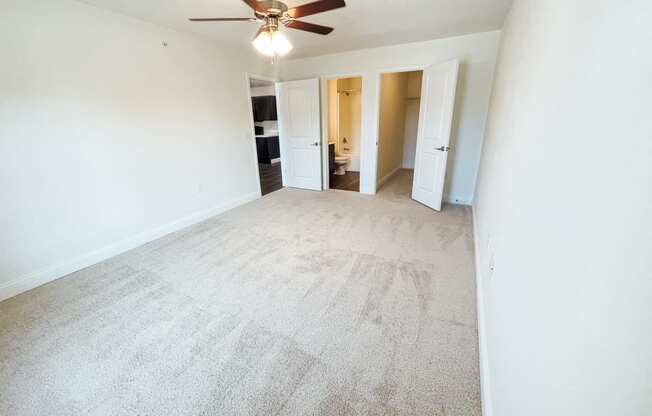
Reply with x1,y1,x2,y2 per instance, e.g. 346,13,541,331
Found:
267,136,280,160
256,136,280,164
329,143,335,185
251,96,277,122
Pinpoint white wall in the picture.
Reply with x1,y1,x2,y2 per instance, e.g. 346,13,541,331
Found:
402,100,420,169
280,31,500,200
0,0,272,300
473,1,652,415
250,86,276,97
377,72,408,183
402,71,422,169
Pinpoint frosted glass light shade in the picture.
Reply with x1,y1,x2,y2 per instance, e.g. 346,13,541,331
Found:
252,29,293,57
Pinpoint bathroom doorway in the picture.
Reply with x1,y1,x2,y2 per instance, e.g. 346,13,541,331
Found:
327,76,362,192
376,70,423,194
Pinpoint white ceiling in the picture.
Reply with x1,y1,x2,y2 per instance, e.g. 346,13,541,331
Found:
78,0,512,58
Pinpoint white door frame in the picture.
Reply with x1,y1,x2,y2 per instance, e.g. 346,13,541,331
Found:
245,73,279,197
372,64,429,195
319,72,365,190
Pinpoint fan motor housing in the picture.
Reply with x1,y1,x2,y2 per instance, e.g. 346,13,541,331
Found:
259,0,289,16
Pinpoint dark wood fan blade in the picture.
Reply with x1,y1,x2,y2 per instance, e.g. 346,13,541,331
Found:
189,18,257,22
242,0,266,13
287,0,345,18
285,20,334,35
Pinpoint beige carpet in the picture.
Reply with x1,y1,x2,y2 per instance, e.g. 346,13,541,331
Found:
0,169,481,415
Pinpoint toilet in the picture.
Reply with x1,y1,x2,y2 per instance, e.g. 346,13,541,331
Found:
334,153,351,175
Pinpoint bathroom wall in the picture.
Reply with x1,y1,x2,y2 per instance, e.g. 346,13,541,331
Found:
377,72,409,184
327,79,338,145
402,71,422,169
336,77,362,171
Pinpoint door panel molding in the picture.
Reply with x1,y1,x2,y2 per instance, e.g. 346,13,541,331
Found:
277,78,322,191
412,60,460,211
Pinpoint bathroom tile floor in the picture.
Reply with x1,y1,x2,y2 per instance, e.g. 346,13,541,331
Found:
331,171,360,192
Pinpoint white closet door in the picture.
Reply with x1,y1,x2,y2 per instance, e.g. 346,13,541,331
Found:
412,60,460,211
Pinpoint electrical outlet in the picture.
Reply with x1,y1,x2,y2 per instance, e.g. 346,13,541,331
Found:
197,183,204,193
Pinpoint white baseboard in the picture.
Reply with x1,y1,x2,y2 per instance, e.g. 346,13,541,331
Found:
472,207,493,416
0,191,260,302
444,194,472,206
377,166,402,189
372,166,471,205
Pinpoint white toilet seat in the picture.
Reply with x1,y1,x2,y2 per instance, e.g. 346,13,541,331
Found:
333,154,351,176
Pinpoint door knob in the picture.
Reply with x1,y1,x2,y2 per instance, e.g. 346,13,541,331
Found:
311,142,320,147
435,146,450,152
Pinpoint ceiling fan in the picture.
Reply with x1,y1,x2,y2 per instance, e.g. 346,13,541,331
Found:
190,0,346,57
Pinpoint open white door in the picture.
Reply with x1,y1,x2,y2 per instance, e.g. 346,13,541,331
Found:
412,60,460,211
277,78,322,191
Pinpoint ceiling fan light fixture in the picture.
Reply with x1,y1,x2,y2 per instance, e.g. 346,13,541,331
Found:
252,27,293,57
191,0,344,57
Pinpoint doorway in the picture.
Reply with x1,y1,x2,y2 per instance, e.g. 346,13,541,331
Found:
374,60,460,211
376,71,423,194
248,76,282,196
327,76,362,192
